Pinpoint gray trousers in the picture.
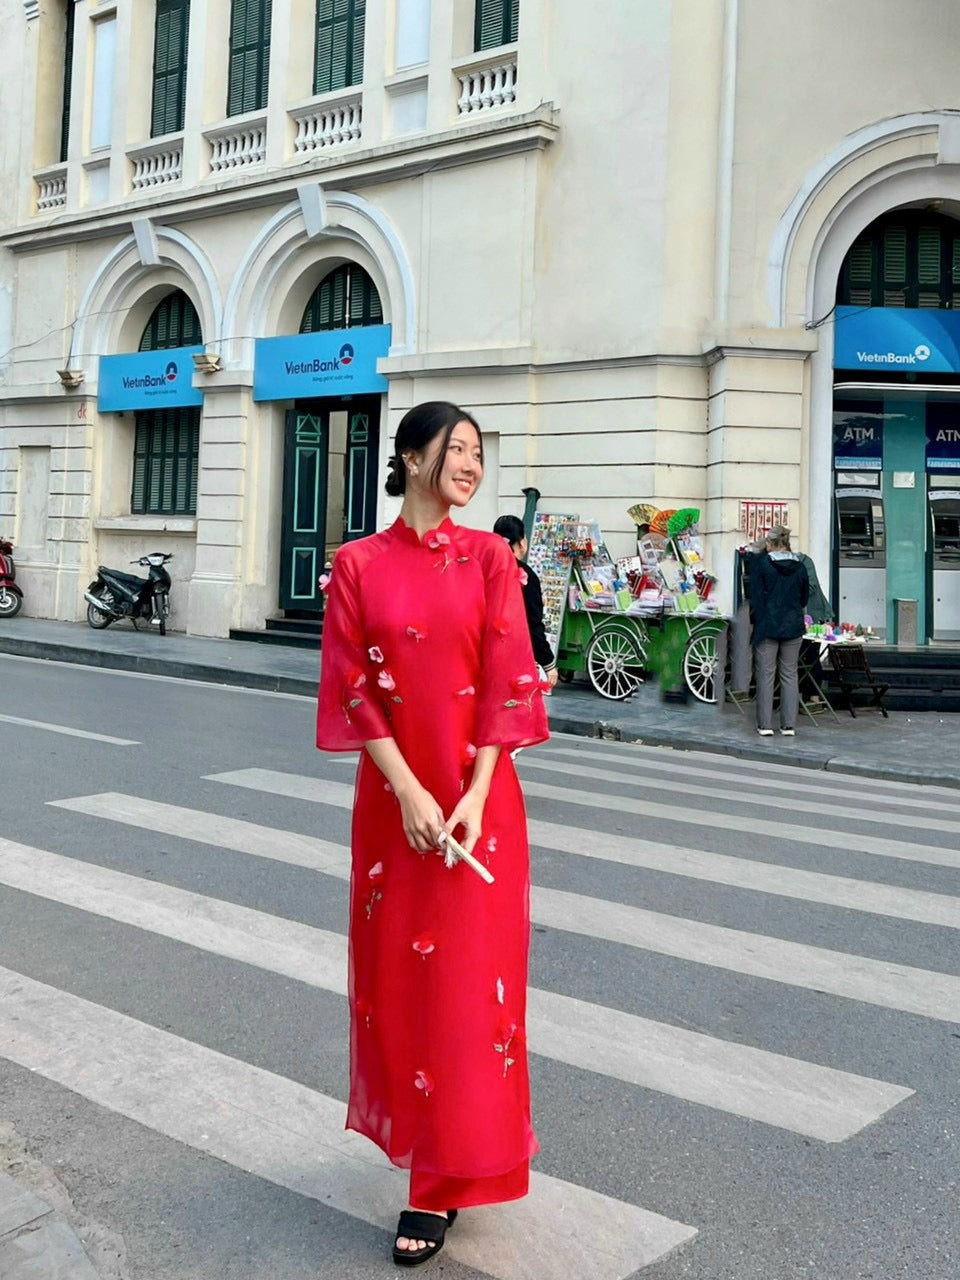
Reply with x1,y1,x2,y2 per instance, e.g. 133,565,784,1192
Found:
754,636,802,730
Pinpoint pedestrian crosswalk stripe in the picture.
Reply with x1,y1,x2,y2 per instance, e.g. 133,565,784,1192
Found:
526,748,960,820
523,818,960,930
51,791,960,1023
0,836,912,1141
0,964,697,1280
543,735,960,804
201,766,960,893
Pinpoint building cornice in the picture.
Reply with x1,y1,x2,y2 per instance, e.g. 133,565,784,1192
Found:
1,106,559,253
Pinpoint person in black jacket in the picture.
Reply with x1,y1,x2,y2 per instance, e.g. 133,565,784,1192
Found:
751,526,809,737
493,515,558,688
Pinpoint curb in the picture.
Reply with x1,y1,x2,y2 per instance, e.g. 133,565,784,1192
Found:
2,634,958,791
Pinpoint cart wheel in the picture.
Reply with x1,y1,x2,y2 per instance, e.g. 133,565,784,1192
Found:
585,625,645,700
683,630,719,703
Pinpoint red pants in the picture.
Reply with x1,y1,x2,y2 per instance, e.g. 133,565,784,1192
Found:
409,1159,529,1211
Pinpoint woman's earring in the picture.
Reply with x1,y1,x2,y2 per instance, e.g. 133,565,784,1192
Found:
410,465,419,477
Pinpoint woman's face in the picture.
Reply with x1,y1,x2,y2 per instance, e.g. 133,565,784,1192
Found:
414,420,483,508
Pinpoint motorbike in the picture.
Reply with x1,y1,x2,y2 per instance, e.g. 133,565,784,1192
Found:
84,552,173,635
0,537,23,618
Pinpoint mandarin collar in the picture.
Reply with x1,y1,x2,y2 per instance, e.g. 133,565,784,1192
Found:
390,515,458,548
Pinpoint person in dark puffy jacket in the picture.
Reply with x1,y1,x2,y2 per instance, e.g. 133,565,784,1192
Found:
751,526,809,736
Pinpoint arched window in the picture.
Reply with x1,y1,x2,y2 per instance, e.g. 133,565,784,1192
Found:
132,292,202,516
299,263,383,332
836,211,960,310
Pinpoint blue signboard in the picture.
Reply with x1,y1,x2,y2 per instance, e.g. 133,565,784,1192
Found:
254,325,391,401
98,347,203,411
834,306,960,373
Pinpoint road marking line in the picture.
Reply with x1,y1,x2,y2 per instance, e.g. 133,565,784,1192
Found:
529,746,960,816
0,836,911,1141
50,791,960,1023
0,713,138,746
516,757,960,832
199,769,960,917
0,965,696,1280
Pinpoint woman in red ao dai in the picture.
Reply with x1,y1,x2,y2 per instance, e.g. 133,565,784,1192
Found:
315,401,548,1266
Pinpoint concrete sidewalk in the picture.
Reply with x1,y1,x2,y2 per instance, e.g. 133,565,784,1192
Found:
2,616,959,790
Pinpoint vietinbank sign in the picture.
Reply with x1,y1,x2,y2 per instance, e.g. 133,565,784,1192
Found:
253,324,390,401
98,347,203,411
834,306,960,373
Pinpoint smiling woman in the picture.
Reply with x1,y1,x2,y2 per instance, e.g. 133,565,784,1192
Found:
315,400,548,1267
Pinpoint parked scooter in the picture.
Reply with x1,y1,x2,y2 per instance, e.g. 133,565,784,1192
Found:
0,537,23,618
85,553,173,635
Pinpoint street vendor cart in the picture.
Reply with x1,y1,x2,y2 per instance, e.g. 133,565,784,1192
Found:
527,510,726,703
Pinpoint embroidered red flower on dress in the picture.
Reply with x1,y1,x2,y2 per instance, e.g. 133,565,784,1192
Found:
414,1069,434,1096
406,625,427,642
318,573,332,594
511,673,534,693
412,934,435,957
461,742,478,765
517,567,528,587
368,861,384,883
378,670,396,691
425,530,451,550
346,668,367,690
368,646,384,664
486,836,498,855
455,685,476,698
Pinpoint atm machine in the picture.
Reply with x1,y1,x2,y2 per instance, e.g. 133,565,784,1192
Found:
835,483,887,634
928,486,960,640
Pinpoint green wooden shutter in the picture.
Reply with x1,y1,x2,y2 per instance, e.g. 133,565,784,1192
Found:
475,0,518,51
59,0,76,163
227,0,272,117
152,0,191,137
314,0,365,95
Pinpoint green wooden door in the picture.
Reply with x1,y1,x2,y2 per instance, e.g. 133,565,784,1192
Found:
280,410,328,611
343,397,380,541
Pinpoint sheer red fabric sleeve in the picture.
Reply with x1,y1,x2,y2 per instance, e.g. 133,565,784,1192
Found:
316,546,392,751
474,536,549,752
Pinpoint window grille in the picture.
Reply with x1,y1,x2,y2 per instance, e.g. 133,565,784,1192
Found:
837,212,960,311
300,263,382,332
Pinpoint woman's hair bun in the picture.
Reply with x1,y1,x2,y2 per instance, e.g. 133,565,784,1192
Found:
384,453,405,497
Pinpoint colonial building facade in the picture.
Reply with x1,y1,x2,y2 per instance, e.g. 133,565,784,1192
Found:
2,1,959,639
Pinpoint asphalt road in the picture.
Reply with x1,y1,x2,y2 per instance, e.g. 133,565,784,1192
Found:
0,654,957,1280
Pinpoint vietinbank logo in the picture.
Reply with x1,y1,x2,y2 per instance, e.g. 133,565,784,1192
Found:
120,360,179,390
853,344,930,366
340,342,354,366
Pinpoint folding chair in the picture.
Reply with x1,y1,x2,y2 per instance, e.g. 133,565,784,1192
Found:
827,645,889,718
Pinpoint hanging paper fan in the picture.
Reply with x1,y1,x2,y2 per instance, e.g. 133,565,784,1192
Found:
649,509,676,535
627,503,659,528
667,508,700,537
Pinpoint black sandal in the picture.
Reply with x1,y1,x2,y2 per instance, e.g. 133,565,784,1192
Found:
392,1209,458,1268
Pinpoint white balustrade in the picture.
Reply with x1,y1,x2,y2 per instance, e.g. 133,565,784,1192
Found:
36,169,67,212
205,116,267,173
291,95,363,154
457,58,517,115
129,139,183,190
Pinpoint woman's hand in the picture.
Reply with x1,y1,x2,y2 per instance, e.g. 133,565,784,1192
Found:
396,781,446,853
444,787,487,857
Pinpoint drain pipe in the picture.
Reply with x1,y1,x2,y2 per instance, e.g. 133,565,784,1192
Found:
521,486,540,543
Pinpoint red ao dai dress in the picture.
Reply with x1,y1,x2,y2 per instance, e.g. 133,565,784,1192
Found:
315,517,549,1211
